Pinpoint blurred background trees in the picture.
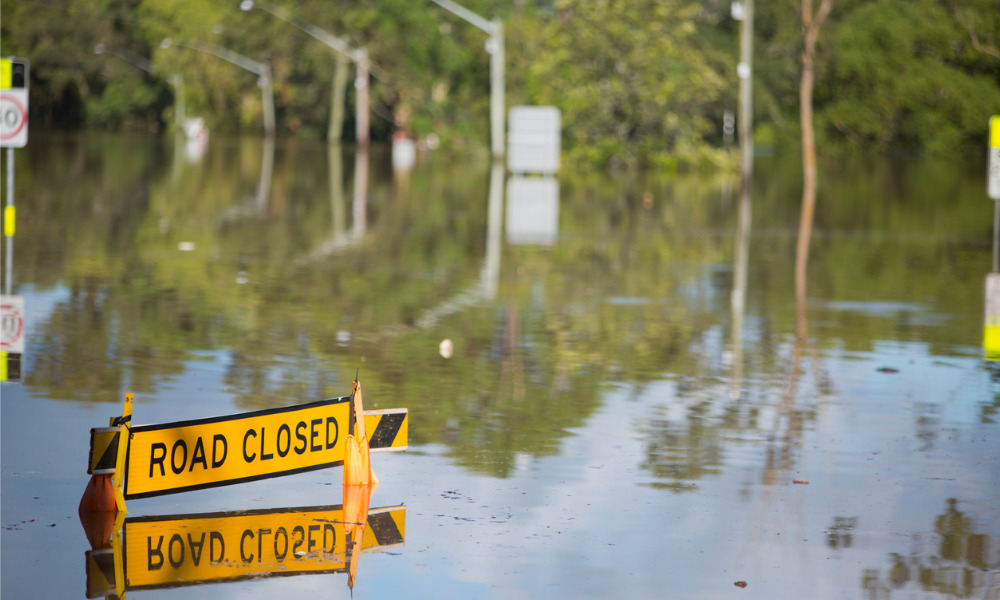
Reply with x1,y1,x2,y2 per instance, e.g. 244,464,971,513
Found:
1,0,998,169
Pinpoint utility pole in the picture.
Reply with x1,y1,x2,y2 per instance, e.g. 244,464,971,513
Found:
736,0,754,187
355,49,370,147
162,38,275,137
431,0,505,159
240,1,369,146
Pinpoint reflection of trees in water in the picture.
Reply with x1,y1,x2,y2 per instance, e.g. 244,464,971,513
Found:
861,498,999,599
640,398,725,491
638,178,823,492
17,137,997,483
827,516,858,549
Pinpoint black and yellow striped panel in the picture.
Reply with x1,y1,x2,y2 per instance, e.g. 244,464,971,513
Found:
367,506,405,547
85,548,116,598
88,427,120,475
365,409,408,452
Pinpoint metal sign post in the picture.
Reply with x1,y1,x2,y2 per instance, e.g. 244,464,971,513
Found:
1,58,28,381
984,116,1000,359
2,57,29,295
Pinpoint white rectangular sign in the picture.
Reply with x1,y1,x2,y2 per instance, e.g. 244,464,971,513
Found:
508,106,561,175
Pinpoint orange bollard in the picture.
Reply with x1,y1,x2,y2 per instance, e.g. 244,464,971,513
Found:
79,474,117,513
78,474,118,548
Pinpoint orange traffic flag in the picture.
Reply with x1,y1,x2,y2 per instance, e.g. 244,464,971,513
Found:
344,378,379,487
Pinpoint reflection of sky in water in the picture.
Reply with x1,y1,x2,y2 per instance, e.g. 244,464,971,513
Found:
820,300,952,327
4,333,997,599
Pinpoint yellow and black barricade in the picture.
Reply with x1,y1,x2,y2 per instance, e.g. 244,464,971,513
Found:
84,503,405,596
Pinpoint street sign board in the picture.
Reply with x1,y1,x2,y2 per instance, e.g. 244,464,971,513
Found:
989,115,1000,201
119,398,407,499
508,106,561,175
86,503,405,596
0,58,29,148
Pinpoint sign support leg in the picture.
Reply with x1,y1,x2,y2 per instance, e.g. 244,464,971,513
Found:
79,394,132,515
111,393,133,513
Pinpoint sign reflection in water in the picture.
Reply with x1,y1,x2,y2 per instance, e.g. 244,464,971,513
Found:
83,502,405,597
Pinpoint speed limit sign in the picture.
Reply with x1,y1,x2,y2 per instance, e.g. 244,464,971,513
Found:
0,58,29,148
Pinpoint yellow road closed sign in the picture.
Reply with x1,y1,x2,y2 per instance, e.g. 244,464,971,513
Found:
121,397,408,499
125,397,351,498
85,390,408,502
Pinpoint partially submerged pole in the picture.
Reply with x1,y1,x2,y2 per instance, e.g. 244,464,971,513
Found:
738,0,753,187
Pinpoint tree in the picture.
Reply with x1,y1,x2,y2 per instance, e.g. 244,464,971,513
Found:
523,0,731,171
795,0,832,307
820,0,998,153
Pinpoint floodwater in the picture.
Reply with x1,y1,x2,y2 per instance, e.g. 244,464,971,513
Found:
1,133,998,599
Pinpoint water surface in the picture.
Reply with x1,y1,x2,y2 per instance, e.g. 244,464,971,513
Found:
1,134,997,599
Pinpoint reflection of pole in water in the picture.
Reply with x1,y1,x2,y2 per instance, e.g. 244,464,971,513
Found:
416,165,505,329
482,162,504,300
329,144,345,238
256,137,275,213
352,147,369,238
290,145,360,264
730,178,751,399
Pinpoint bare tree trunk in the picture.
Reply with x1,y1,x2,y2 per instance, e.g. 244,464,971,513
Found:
795,0,832,314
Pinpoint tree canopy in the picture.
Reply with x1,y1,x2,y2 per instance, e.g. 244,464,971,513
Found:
1,0,998,169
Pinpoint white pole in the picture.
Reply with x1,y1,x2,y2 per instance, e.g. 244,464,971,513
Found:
432,0,505,159
490,20,505,159
260,64,275,137
738,0,754,186
355,50,370,147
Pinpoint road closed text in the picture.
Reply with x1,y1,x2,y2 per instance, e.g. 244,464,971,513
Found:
124,398,351,498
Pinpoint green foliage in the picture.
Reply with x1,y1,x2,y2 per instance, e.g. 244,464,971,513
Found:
520,0,731,170
821,0,1000,153
755,0,1000,156
1,0,998,164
